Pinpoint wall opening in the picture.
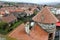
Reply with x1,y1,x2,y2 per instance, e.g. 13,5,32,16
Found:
48,33,53,40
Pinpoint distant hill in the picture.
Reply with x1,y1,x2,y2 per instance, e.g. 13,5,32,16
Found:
48,3,60,8
0,1,60,8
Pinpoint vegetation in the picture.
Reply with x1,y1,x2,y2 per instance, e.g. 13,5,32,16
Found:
33,9,38,15
0,35,16,40
8,20,23,32
0,5,3,8
0,9,38,40
0,21,8,34
0,9,38,35
0,20,23,35
0,21,7,27
0,16,31,35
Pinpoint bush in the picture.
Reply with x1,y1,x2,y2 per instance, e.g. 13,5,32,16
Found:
0,22,7,27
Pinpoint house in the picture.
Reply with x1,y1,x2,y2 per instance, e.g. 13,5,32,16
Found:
0,11,5,16
32,6,59,40
48,7,60,40
48,7,60,15
25,7,36,16
1,14,17,26
54,8,60,15
32,6,58,23
55,14,60,40
50,8,60,39
25,10,33,16
8,21,49,40
12,11,27,19
0,10,10,18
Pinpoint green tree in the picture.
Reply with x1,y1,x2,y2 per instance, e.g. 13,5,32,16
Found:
0,5,3,8
0,21,7,27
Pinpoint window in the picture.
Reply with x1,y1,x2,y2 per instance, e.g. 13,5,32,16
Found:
48,33,53,40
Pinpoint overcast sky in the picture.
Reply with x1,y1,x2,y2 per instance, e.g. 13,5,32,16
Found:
0,0,60,4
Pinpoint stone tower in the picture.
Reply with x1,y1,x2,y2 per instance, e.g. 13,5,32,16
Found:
32,6,59,40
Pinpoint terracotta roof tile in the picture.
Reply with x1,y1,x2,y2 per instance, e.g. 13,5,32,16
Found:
8,23,48,40
8,23,33,40
30,23,48,40
1,14,17,23
25,8,36,15
0,7,24,14
32,6,59,23
15,9,24,12
0,11,5,15
25,10,34,15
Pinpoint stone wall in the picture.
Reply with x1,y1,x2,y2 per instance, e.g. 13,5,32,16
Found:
38,23,56,33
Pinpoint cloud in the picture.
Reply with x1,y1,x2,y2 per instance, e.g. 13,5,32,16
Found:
0,0,60,4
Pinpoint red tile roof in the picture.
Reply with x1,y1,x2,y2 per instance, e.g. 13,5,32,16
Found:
0,7,24,15
8,23,32,40
25,10,34,15
30,23,48,40
0,7,36,15
1,14,17,23
32,6,59,23
15,9,24,12
0,11,5,15
25,7,36,15
8,23,48,40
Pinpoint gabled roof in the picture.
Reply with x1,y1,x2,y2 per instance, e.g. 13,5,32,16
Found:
25,7,36,15
32,6,59,23
8,23,48,40
25,10,33,15
0,7,24,15
1,14,17,23
8,23,33,40
30,23,48,40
